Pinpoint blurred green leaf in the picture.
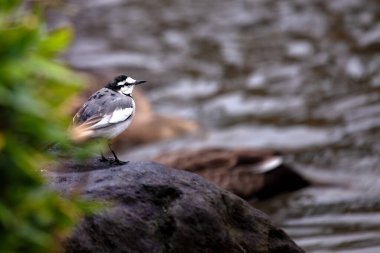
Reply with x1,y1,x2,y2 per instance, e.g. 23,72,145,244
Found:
38,26,73,56
0,26,38,59
0,2,98,253
0,0,21,12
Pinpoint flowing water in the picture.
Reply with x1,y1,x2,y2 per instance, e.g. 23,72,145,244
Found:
62,0,380,251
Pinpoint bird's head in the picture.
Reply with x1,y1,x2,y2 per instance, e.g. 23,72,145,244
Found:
106,74,146,95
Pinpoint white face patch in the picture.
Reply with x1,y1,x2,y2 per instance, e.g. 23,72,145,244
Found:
117,77,136,86
119,85,134,95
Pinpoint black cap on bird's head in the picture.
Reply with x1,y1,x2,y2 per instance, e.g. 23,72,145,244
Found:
106,74,146,94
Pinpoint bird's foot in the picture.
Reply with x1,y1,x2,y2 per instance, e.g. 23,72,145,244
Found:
99,156,109,163
109,159,129,166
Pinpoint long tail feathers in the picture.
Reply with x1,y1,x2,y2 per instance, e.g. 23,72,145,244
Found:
69,123,94,143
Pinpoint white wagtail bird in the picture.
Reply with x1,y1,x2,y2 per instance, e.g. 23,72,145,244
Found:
71,74,146,165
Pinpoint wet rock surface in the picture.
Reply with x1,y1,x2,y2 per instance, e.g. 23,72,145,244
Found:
47,161,304,253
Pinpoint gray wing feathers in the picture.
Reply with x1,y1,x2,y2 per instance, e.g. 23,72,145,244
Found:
73,88,134,126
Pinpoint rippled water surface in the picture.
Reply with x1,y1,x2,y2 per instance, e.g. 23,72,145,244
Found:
62,0,380,252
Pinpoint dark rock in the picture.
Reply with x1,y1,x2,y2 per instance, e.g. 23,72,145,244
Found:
47,160,304,253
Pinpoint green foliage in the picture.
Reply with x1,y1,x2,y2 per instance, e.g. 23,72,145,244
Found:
0,2,93,253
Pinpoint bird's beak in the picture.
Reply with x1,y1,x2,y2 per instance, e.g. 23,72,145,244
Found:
135,80,147,85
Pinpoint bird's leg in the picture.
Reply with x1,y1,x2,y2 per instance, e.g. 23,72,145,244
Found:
98,141,109,162
108,142,128,165
99,151,109,163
